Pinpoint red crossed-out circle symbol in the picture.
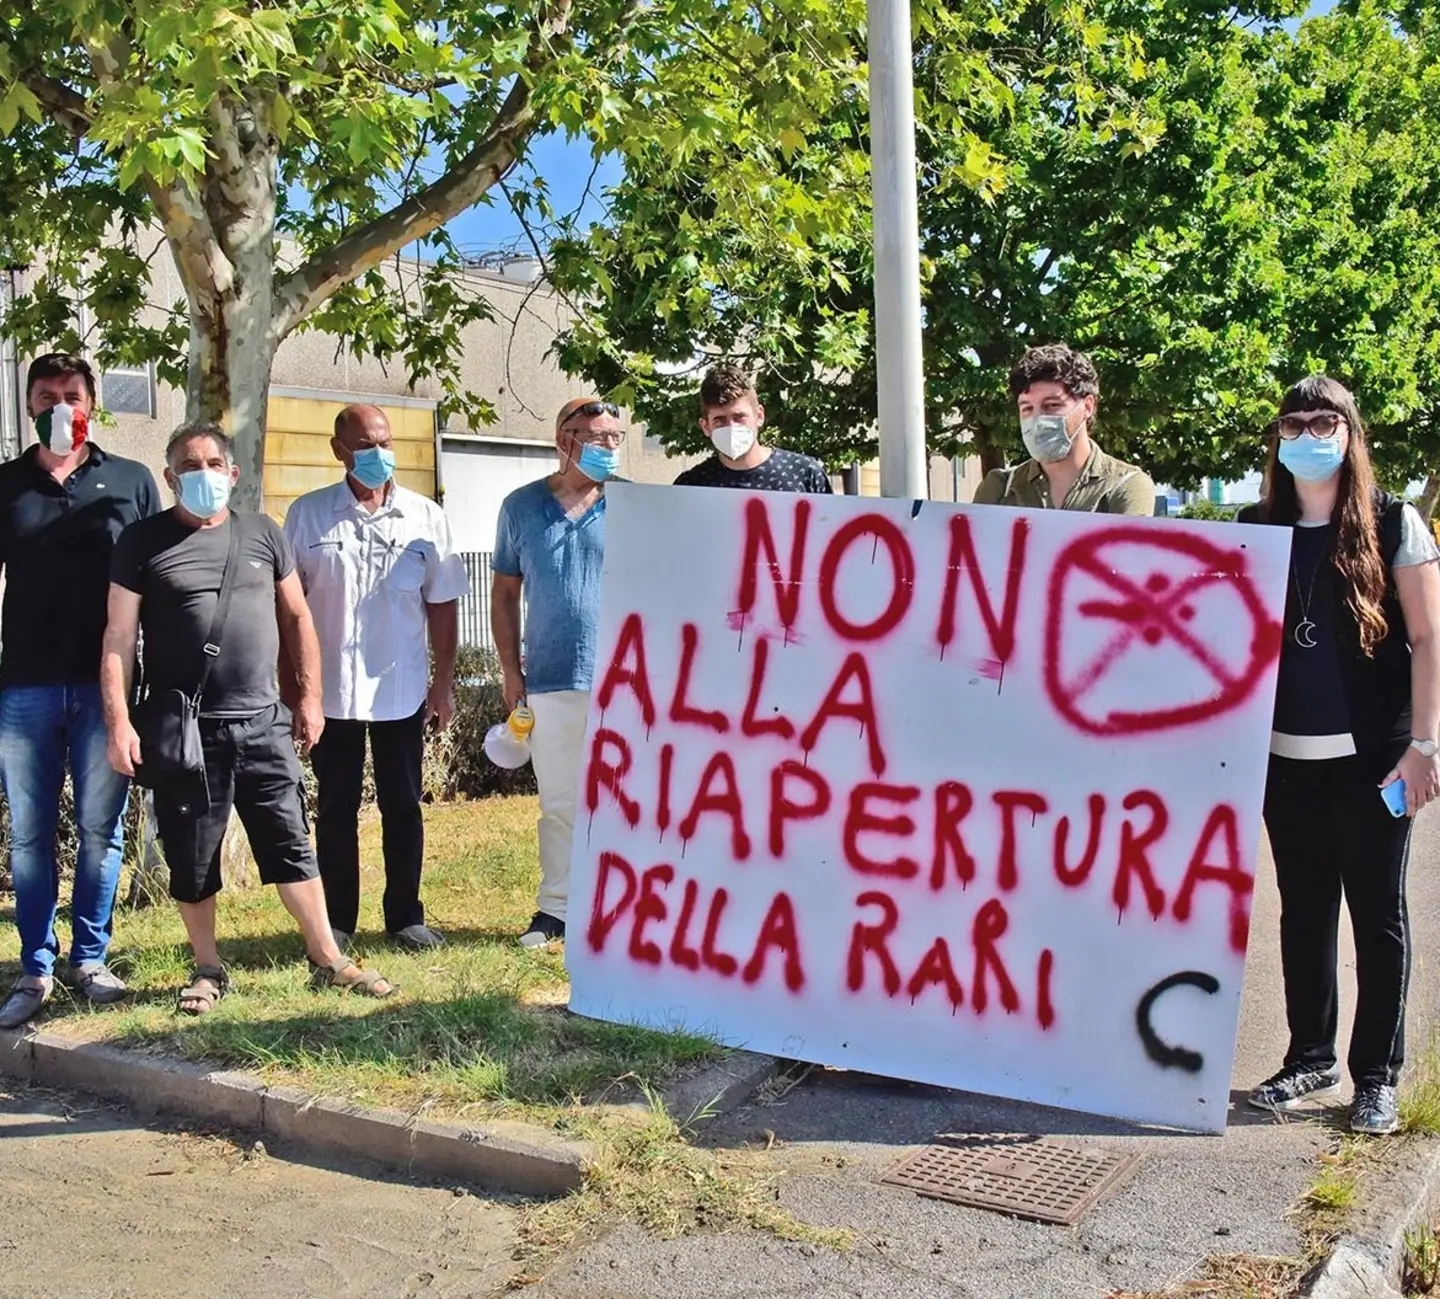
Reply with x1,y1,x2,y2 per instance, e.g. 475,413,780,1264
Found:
1044,526,1283,737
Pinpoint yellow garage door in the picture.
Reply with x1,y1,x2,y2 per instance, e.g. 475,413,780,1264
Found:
264,392,437,524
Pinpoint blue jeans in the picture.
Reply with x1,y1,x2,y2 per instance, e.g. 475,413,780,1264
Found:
0,685,130,977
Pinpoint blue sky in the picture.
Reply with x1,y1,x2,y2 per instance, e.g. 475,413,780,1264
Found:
446,0,1339,256
445,133,622,261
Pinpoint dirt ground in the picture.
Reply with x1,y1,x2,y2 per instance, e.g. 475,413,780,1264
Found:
0,1084,524,1299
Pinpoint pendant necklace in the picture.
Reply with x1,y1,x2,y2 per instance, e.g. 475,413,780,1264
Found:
1290,548,1326,649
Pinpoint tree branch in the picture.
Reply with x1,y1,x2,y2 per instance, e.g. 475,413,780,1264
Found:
271,0,575,342
22,72,92,138
271,79,534,342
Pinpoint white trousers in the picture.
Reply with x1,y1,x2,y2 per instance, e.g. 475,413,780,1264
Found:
527,690,591,922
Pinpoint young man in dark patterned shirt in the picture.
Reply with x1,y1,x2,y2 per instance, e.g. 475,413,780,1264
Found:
673,365,833,494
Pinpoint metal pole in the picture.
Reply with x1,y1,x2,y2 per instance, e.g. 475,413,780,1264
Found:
868,0,928,500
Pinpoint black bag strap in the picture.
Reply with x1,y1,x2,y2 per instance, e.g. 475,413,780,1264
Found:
191,515,245,708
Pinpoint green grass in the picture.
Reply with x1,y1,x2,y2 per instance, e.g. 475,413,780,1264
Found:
0,796,720,1121
1303,1167,1357,1211
518,1090,854,1267
1401,1042,1440,1135
1404,1224,1440,1295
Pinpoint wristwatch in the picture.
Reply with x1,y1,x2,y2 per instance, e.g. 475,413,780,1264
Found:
1411,737,1439,758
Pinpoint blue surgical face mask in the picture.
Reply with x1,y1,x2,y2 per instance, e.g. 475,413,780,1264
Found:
176,468,232,520
1277,432,1345,484
349,445,395,490
577,443,620,482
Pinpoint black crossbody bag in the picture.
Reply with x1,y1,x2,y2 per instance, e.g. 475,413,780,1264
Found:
130,518,243,790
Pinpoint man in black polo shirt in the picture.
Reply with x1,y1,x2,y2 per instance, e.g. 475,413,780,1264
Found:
100,423,394,1013
0,353,159,1029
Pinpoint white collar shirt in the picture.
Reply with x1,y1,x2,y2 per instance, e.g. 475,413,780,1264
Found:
284,479,469,721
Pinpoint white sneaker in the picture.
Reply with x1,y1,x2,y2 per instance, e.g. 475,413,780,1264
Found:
72,962,128,1005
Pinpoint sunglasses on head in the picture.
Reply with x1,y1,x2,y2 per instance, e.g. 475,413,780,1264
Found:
1277,412,1345,440
568,401,619,420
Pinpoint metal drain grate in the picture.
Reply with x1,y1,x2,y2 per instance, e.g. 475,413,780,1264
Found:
879,1139,1140,1226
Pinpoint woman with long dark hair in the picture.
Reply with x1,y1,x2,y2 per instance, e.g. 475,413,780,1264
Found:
1241,376,1440,1134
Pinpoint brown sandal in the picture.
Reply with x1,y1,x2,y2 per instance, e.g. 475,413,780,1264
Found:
308,957,396,998
177,966,228,1016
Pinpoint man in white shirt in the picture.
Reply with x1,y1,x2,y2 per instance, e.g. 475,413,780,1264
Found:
284,404,468,950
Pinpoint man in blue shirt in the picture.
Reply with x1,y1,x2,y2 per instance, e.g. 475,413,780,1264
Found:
0,353,160,1028
491,398,621,947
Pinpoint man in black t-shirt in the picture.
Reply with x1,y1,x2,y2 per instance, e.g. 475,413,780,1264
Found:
0,353,160,1030
673,365,833,493
99,423,393,1013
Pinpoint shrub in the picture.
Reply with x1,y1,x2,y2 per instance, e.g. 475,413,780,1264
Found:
1178,498,1243,522
0,644,534,897
414,644,535,800
0,782,146,896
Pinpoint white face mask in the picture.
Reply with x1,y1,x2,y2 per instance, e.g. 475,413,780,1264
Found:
710,423,757,460
1020,411,1080,463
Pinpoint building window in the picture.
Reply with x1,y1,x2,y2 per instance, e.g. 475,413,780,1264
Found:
102,362,155,417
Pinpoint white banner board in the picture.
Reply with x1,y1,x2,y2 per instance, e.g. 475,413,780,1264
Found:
566,483,1291,1132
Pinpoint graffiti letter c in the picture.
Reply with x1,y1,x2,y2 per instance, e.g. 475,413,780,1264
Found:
1135,971,1221,1074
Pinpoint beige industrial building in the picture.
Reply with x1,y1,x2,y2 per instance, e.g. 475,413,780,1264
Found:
0,249,978,571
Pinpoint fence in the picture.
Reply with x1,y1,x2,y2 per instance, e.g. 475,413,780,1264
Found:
457,551,495,649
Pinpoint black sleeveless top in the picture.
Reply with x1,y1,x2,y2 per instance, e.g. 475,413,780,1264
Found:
1238,491,1411,777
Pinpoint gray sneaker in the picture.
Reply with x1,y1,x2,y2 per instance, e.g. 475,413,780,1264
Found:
331,929,353,954
1248,1062,1342,1112
72,962,128,1005
392,923,446,950
1351,1084,1400,1135
519,911,565,948
0,975,54,1029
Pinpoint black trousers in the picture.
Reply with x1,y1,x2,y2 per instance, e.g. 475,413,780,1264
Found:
1264,754,1414,1088
310,704,426,934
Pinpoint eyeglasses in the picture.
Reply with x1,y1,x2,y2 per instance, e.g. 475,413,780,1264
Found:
571,428,627,446
560,400,626,446
1277,412,1346,440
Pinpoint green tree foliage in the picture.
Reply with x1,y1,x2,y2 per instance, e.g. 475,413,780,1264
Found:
0,0,865,503
551,0,1310,483
552,0,1440,496
1272,2,1440,499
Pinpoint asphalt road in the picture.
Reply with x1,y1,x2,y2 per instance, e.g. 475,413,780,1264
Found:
534,810,1440,1299
0,1085,522,1299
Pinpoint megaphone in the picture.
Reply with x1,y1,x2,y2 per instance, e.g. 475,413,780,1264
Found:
484,705,534,769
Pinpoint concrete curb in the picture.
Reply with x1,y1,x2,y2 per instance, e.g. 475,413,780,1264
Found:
645,1050,781,1127
0,1026,588,1199
1300,1137,1440,1299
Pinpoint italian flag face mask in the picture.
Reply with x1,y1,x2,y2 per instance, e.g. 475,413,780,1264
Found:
34,403,88,454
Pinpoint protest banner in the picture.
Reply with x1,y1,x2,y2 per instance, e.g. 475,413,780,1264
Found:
566,483,1291,1133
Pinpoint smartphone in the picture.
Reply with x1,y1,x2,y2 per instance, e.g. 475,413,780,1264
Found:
1381,779,1409,819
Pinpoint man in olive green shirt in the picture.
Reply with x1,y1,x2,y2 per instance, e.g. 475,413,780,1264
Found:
973,343,1157,515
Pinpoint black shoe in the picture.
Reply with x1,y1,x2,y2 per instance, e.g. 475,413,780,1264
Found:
1247,1062,1342,1112
1350,1084,1399,1135
392,923,446,950
519,911,565,948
